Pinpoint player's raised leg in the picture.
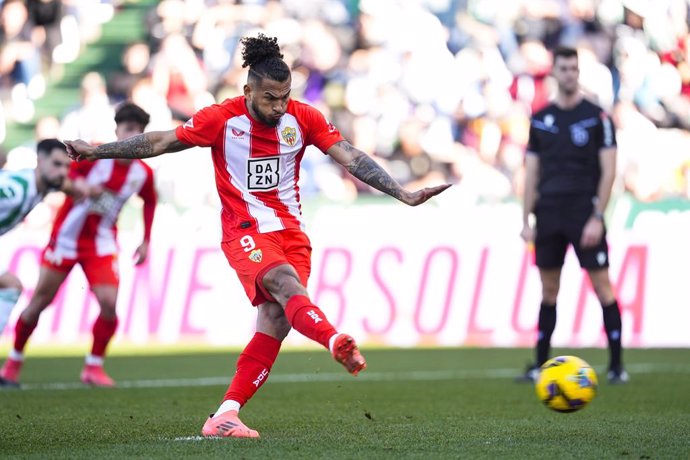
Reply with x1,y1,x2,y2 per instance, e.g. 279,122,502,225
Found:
263,264,366,376
0,266,69,385
201,301,287,438
81,283,119,387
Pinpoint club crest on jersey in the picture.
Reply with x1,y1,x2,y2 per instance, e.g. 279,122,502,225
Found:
248,249,263,263
570,125,589,147
281,126,297,146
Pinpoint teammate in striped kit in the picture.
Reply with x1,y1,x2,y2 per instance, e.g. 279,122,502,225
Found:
65,34,450,436
0,139,73,387
0,103,157,388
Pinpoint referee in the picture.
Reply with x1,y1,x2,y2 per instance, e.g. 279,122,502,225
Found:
518,46,628,384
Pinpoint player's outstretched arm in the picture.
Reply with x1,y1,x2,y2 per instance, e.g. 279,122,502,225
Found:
327,140,450,206
65,130,190,162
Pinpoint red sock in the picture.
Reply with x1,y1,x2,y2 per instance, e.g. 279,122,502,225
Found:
223,332,281,406
284,295,337,349
91,315,119,357
13,316,38,353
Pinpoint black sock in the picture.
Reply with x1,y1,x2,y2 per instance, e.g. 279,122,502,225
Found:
536,303,557,366
602,300,623,371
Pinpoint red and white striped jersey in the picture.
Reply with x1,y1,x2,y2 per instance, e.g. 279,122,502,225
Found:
175,96,343,242
48,159,156,259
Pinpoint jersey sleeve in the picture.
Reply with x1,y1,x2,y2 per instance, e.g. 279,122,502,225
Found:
526,121,540,155
597,110,617,149
69,160,96,179
175,103,227,147
301,104,344,153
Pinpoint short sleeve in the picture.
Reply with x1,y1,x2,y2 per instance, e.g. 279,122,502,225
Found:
175,104,227,148
598,110,616,149
69,160,96,179
526,121,540,155
302,105,344,153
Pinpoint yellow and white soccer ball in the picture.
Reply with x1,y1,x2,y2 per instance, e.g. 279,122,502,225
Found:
535,356,598,413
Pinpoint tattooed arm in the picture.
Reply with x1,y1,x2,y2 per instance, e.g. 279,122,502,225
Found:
327,140,450,206
64,130,190,162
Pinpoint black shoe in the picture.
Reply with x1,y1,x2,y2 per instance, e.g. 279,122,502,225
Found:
0,376,20,389
515,364,540,383
607,367,629,384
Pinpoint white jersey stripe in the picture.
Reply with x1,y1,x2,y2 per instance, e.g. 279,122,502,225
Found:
222,115,284,233
276,114,305,230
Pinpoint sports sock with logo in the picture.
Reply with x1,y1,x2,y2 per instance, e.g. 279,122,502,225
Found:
13,315,38,354
536,303,557,366
223,332,281,408
602,300,623,370
284,295,337,349
91,315,119,358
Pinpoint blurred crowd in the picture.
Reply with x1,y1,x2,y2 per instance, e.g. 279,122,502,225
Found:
3,0,690,213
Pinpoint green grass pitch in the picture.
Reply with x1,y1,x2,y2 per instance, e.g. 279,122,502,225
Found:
1,348,689,459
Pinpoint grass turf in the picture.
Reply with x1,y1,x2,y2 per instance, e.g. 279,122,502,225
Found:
1,348,689,459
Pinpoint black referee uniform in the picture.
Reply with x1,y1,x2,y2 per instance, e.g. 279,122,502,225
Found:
527,98,616,269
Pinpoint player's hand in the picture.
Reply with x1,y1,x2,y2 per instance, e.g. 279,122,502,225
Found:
64,139,97,161
87,184,104,199
520,223,535,243
133,241,149,266
580,217,604,248
401,184,452,206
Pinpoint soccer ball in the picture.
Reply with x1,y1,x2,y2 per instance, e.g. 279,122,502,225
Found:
535,355,598,413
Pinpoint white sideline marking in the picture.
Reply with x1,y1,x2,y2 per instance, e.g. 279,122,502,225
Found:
173,436,216,442
12,362,690,392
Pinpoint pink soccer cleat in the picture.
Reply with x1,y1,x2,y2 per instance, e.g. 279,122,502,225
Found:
201,410,260,438
0,358,23,386
332,334,367,376
80,364,116,387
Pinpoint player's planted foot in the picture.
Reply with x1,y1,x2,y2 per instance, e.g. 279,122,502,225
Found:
80,364,116,387
607,367,629,384
0,358,23,386
332,334,366,376
201,410,260,438
515,363,540,383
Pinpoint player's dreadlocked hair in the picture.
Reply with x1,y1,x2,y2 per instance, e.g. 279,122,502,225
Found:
241,33,290,84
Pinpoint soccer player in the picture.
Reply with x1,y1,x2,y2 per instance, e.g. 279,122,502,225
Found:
0,139,72,387
65,34,451,437
0,103,157,388
518,46,628,384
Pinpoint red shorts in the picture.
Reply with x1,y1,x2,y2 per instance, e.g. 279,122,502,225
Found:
41,247,120,286
221,228,312,306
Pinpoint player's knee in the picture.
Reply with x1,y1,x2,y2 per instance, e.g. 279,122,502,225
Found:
262,265,306,299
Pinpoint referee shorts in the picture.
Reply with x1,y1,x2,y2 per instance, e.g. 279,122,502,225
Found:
534,198,610,270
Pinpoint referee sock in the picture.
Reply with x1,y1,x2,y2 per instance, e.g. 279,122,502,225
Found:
536,303,557,366
223,332,281,408
602,300,623,370
284,295,337,349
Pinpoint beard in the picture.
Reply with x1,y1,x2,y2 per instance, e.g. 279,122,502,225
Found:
251,100,281,127
43,175,65,191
